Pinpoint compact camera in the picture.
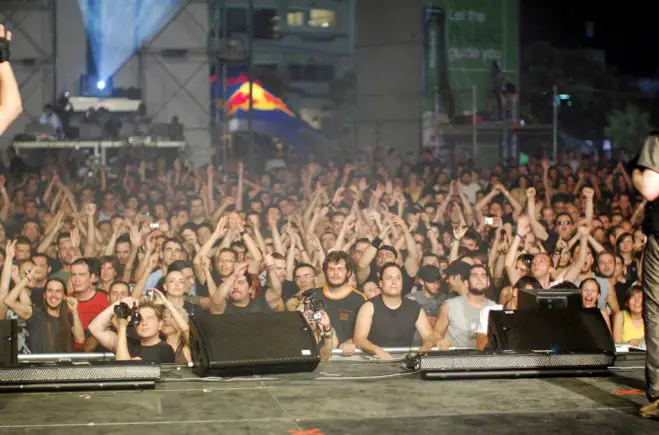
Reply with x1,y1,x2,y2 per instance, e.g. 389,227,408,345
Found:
302,294,325,323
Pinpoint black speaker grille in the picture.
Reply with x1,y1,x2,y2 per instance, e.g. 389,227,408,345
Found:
419,351,614,370
0,320,18,366
192,312,319,375
0,362,160,384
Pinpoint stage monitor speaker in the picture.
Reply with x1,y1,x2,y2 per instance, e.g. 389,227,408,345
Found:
0,320,18,366
0,361,160,391
418,350,614,380
517,288,582,311
487,309,615,354
190,312,320,377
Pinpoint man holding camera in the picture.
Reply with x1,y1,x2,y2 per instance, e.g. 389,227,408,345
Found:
0,24,23,136
307,251,367,355
89,297,175,363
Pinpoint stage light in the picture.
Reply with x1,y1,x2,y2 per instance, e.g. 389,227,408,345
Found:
77,0,183,82
97,80,106,90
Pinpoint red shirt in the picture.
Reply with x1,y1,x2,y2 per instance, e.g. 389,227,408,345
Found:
77,290,109,330
75,291,110,350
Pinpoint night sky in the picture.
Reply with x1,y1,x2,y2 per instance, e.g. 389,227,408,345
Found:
520,0,659,77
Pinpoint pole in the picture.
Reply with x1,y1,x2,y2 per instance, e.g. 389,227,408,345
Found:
552,85,558,160
471,84,478,157
247,0,254,152
220,0,228,168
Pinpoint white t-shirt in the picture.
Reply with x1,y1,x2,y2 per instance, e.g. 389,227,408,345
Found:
476,304,504,334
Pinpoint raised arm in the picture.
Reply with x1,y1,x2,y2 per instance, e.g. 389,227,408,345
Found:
560,226,589,283
0,240,16,318
262,255,284,312
2,277,32,320
209,262,248,314
0,26,23,135
526,188,549,241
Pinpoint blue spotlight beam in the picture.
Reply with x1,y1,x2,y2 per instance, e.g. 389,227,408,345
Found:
77,0,183,83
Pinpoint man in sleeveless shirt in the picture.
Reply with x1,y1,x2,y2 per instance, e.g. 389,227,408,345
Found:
307,251,367,355
632,134,659,418
354,263,434,360
433,264,496,348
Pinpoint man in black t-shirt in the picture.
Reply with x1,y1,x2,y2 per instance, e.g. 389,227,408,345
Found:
307,251,367,354
89,298,175,363
210,258,284,314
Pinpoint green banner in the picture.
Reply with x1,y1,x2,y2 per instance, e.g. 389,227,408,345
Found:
425,0,519,115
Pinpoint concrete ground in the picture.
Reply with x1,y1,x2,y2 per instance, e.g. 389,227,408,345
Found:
0,352,655,434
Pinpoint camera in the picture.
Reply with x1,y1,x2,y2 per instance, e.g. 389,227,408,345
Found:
302,293,325,323
114,302,142,326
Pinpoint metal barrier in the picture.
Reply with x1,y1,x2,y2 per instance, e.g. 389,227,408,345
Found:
18,353,116,363
329,347,472,361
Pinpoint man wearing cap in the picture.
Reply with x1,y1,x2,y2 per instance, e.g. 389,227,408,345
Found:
406,265,449,328
444,260,471,296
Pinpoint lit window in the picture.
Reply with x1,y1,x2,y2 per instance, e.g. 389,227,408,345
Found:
309,9,335,28
287,11,305,27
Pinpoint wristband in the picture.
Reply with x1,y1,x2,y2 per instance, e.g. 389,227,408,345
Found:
516,232,524,238
0,36,10,63
371,237,382,249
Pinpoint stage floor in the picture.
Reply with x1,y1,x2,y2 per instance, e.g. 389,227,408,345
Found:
0,352,655,434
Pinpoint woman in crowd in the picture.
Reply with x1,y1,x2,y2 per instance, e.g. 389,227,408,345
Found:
613,284,645,347
578,278,611,331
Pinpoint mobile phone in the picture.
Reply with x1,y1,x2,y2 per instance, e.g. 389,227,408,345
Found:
149,223,160,229
484,217,494,225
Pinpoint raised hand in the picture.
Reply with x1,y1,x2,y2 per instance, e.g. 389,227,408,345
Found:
526,187,536,198
233,261,249,277
129,225,141,246
517,214,530,236
85,202,97,218
5,239,17,259
541,158,551,171
66,297,79,312
263,254,275,270
582,187,594,199
70,228,81,248
199,255,211,271
453,225,468,241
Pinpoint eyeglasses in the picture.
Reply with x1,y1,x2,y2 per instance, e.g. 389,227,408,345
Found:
556,220,572,226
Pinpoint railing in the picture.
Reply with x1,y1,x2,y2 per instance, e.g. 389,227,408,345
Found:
15,344,642,365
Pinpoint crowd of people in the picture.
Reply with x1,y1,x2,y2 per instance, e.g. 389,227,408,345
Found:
0,142,649,365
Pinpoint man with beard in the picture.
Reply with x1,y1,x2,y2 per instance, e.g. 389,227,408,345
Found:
433,264,496,348
3,277,84,353
354,263,434,359
209,259,284,314
307,251,367,354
